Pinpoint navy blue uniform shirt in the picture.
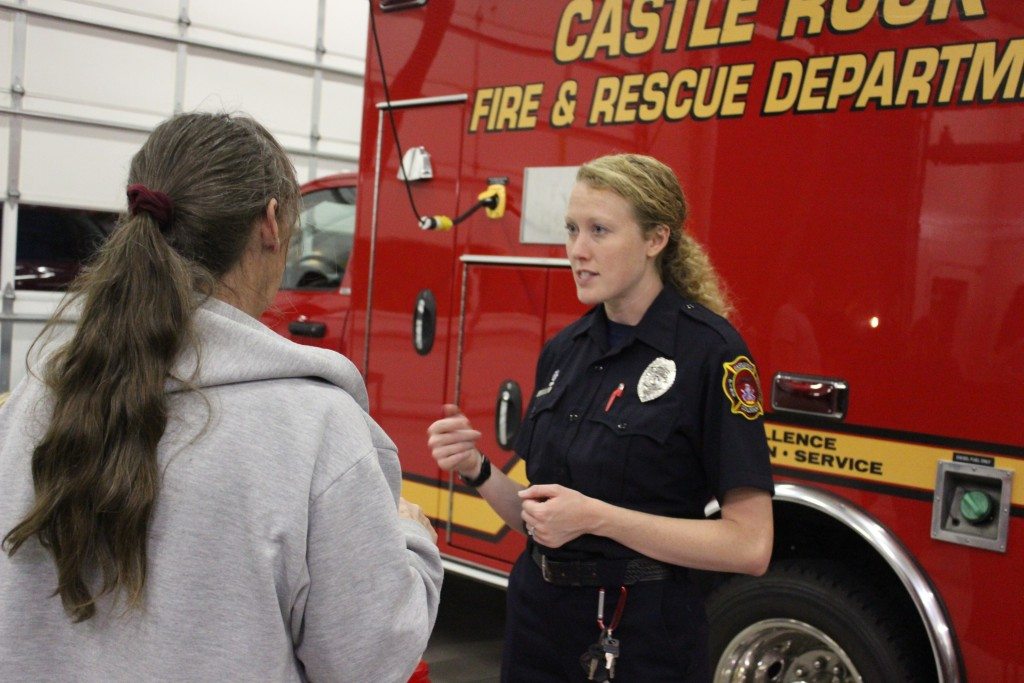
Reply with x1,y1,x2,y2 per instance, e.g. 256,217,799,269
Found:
514,286,774,561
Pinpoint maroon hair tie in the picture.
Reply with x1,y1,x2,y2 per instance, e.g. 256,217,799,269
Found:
126,183,174,232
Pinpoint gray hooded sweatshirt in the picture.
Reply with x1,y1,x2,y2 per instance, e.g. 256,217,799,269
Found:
0,298,443,682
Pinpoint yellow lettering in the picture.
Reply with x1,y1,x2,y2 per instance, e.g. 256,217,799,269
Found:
881,0,930,28
469,88,495,133
721,63,754,116
797,55,835,111
589,77,619,124
826,54,867,109
663,0,688,51
666,69,697,120
551,80,578,127
930,0,986,21
963,39,1024,102
763,59,803,114
520,83,544,128
779,0,826,39
584,0,624,59
936,43,975,103
854,50,896,109
639,71,669,122
496,87,523,130
554,0,592,64
830,0,877,32
625,0,664,56
783,0,985,41
688,0,719,48
720,0,759,45
614,73,645,123
692,66,727,119
895,47,939,106
487,88,502,129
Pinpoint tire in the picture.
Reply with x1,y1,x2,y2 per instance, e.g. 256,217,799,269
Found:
705,559,923,682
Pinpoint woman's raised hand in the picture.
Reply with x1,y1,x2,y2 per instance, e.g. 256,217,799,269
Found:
426,404,484,478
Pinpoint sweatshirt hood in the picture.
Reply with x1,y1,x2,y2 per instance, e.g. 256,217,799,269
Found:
171,297,368,409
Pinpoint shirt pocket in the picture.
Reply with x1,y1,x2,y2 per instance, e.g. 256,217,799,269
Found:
585,401,690,505
587,403,676,446
515,381,569,464
576,403,674,502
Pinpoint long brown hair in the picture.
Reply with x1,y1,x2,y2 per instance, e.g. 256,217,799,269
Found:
576,153,734,318
2,112,299,622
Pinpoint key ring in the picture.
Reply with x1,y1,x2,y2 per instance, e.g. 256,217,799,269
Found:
596,585,628,633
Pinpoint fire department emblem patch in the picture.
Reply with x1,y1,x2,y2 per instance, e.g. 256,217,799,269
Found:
638,357,675,403
722,356,763,420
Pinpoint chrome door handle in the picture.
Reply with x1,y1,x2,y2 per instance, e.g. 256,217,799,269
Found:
771,373,848,419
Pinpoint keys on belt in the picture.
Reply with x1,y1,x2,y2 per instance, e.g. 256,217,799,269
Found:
580,586,626,680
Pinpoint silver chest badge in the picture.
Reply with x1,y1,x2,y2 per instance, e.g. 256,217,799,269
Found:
638,357,676,403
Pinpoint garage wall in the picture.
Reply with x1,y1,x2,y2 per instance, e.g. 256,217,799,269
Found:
0,0,368,389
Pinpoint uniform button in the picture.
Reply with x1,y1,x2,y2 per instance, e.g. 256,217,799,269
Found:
568,412,580,422
592,364,604,372
617,422,628,431
686,303,694,309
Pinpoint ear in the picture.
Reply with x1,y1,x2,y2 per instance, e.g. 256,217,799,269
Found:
646,224,670,259
259,199,282,252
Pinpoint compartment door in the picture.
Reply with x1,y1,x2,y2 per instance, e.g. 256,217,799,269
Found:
362,98,465,524
447,259,566,563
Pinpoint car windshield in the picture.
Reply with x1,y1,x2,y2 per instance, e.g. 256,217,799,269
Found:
281,185,356,290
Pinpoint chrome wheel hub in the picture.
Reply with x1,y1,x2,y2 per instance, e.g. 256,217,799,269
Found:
715,618,862,683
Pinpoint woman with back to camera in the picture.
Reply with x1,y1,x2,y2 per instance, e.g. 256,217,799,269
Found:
0,112,442,682
428,154,774,681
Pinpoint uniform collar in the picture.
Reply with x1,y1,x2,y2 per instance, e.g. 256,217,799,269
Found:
574,286,681,357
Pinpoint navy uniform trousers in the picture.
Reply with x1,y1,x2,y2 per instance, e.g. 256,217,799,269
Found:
500,550,711,682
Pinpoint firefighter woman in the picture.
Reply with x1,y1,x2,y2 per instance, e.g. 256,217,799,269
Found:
428,153,774,682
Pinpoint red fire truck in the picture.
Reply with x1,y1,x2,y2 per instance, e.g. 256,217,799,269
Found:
264,2,1024,680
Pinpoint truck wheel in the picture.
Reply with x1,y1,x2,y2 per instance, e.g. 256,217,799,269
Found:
706,559,920,682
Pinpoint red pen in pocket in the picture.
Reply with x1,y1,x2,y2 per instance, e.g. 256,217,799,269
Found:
604,383,625,412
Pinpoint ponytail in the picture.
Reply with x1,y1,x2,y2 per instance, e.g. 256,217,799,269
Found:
3,213,195,621
3,112,299,622
662,231,733,319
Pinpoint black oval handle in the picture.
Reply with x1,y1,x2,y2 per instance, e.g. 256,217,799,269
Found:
289,320,327,338
495,380,522,451
413,289,436,355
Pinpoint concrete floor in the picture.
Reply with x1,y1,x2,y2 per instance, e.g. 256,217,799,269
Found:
422,573,506,682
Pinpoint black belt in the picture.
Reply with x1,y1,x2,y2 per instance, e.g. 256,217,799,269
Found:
531,546,674,586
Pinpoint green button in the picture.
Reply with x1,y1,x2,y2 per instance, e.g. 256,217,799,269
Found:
960,490,994,524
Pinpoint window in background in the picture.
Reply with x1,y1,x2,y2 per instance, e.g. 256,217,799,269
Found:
15,205,118,291
282,186,356,290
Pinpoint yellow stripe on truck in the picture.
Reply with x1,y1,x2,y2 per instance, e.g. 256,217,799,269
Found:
403,427,1023,536
402,459,530,534
765,422,1024,506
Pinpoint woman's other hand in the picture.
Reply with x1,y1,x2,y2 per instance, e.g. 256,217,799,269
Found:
398,497,437,543
519,484,595,548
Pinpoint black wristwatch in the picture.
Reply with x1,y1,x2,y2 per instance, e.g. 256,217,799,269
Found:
458,453,491,487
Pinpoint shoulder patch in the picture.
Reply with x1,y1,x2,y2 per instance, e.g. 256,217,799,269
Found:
722,356,764,420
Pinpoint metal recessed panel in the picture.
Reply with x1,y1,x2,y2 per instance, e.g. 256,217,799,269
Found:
931,460,1012,553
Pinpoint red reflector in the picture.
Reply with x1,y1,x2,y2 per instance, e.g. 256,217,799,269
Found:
771,373,848,420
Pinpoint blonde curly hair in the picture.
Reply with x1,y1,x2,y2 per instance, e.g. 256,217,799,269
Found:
576,153,734,318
